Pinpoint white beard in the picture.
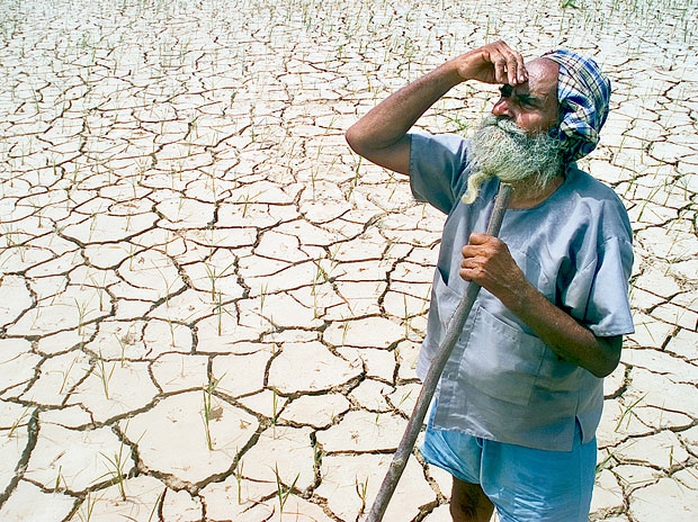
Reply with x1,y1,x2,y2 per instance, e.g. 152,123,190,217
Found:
461,116,563,204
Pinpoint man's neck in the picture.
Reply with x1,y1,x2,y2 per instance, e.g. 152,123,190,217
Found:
508,174,565,209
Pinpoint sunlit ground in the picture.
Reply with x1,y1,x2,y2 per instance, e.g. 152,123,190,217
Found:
0,1,696,521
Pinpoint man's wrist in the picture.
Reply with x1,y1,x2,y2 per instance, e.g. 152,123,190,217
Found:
505,279,545,321
431,59,466,89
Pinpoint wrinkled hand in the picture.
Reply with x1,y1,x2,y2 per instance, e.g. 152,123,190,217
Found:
460,233,528,308
461,233,623,377
451,40,528,86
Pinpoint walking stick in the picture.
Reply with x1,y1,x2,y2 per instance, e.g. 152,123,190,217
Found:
366,183,513,522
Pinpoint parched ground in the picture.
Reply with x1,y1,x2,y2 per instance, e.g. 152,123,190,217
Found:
0,1,696,521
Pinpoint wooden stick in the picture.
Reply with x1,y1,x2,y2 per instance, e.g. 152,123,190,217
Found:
366,183,513,522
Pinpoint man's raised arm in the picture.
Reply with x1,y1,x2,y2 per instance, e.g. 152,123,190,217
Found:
344,41,529,175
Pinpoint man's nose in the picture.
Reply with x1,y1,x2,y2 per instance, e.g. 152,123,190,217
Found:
492,98,514,119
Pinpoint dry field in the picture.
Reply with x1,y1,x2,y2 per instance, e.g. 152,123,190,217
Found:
0,0,696,521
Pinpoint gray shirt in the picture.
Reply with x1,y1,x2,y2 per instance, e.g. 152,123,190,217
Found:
410,131,634,451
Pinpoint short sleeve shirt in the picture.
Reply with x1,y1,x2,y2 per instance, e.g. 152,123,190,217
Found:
409,131,634,451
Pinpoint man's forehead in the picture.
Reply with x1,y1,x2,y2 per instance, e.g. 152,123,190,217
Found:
523,58,559,98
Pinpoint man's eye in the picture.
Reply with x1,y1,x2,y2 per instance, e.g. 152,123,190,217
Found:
499,85,513,98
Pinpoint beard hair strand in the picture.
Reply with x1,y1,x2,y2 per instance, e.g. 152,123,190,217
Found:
461,116,563,205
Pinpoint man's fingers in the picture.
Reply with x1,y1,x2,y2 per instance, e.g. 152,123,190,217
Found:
460,267,479,282
508,53,526,85
487,41,527,85
504,44,527,84
501,50,526,85
492,56,507,84
462,234,503,263
459,41,527,85
467,232,491,245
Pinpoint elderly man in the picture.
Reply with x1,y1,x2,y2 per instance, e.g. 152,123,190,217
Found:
345,41,634,522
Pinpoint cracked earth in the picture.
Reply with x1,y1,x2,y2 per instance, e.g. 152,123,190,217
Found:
0,1,696,521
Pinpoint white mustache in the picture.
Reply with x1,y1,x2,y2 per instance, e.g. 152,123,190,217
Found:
480,115,527,137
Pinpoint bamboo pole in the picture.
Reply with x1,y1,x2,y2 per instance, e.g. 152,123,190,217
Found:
366,183,513,522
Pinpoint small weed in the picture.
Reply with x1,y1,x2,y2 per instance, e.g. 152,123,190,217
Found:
152,260,178,308
355,475,369,515
201,373,226,450
341,320,351,347
54,465,67,491
237,192,261,218
145,488,164,522
94,351,115,400
259,282,269,314
395,389,413,411
273,463,300,520
346,156,362,200
58,357,79,394
615,393,648,432
271,387,280,426
595,450,615,475
88,274,107,312
7,407,31,438
403,294,411,339
203,259,237,302
214,291,234,336
77,492,99,522
114,332,136,367
98,442,129,501
234,455,245,504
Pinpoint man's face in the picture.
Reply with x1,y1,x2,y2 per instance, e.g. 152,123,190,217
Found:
491,58,559,134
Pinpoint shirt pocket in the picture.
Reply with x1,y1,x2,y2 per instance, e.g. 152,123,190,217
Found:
458,305,547,407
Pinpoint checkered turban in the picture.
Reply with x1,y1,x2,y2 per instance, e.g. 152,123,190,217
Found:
543,50,611,162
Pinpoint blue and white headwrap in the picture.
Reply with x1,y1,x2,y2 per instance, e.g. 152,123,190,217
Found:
543,50,611,163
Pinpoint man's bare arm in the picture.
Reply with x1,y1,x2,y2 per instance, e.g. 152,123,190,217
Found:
461,233,622,377
345,41,528,175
